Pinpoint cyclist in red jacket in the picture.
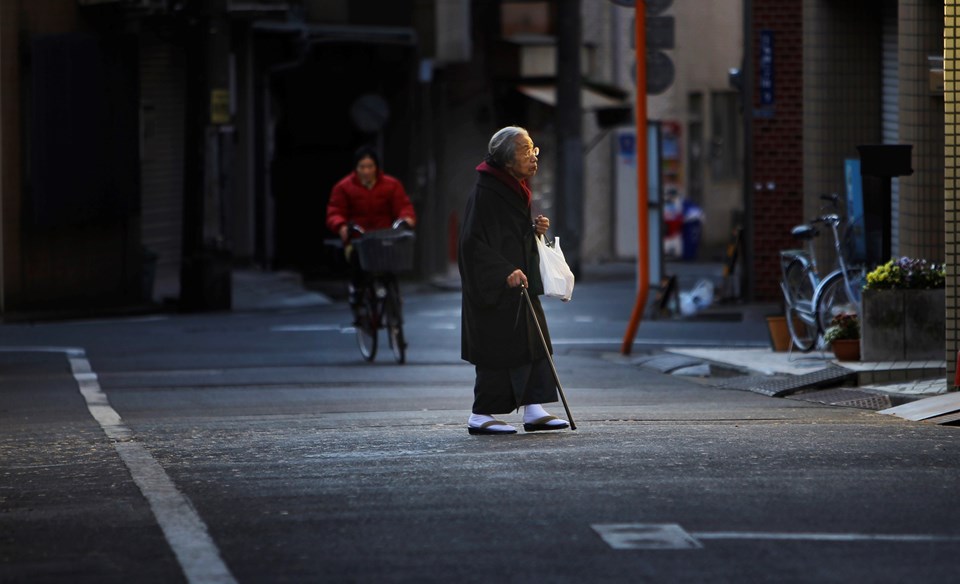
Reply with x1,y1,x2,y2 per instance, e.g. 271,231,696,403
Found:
326,146,417,311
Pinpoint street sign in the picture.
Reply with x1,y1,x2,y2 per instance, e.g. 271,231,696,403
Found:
645,51,674,95
350,94,390,133
646,15,674,50
645,0,672,15
210,89,230,124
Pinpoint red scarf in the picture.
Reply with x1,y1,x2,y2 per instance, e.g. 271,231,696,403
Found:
476,161,531,208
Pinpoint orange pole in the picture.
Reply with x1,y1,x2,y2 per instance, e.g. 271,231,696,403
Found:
621,0,649,355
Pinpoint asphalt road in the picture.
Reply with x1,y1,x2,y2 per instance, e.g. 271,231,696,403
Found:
2,277,959,583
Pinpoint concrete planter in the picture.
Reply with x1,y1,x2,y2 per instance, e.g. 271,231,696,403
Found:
860,288,945,361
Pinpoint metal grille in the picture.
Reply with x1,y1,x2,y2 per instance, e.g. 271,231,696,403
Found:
712,366,856,397
789,388,893,411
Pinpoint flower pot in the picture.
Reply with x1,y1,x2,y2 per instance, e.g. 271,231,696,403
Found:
766,316,791,352
831,338,860,361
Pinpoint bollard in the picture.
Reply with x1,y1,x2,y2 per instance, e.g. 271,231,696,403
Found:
955,351,960,388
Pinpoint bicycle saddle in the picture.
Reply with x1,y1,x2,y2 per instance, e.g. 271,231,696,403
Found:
790,224,818,240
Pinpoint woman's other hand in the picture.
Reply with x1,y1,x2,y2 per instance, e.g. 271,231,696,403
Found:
506,269,528,288
534,215,550,236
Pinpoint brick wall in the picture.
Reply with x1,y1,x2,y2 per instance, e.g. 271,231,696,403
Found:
751,0,804,301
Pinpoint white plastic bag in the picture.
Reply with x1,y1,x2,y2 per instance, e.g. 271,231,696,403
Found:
678,279,714,315
536,234,575,301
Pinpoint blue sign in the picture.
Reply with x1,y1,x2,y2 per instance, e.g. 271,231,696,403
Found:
760,30,774,105
845,159,866,263
619,132,636,158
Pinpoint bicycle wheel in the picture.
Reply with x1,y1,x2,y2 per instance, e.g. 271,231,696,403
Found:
816,269,863,332
786,300,819,352
782,256,816,306
355,287,378,362
385,279,406,364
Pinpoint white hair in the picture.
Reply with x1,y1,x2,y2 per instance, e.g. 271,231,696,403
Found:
487,126,529,167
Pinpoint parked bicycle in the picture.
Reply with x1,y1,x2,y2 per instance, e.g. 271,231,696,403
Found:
348,220,415,364
779,194,864,352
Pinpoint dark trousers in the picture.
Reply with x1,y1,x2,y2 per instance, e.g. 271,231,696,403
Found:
472,357,558,415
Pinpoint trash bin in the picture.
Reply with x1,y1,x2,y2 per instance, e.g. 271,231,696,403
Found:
681,201,704,261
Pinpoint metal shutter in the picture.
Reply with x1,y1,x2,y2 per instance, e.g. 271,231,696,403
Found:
881,1,899,255
139,32,185,299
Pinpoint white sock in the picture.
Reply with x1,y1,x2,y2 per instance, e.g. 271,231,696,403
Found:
523,404,566,425
468,413,516,432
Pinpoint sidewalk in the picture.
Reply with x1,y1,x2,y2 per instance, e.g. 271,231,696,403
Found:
153,267,333,312
572,260,955,423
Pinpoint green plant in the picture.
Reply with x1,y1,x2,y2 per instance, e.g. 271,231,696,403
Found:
823,313,860,343
864,257,945,290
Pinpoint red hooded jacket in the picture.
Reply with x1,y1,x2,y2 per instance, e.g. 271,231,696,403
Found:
326,170,416,235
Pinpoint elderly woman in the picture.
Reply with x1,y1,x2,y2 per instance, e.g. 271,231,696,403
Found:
458,126,569,435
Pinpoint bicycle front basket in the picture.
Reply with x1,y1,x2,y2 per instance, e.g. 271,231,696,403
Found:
354,229,416,273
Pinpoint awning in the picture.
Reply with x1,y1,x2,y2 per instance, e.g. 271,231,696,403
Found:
517,84,626,110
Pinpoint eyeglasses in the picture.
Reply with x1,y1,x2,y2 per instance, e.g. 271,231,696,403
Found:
521,146,540,161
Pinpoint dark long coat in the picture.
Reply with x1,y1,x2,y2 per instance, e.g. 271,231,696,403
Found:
458,171,553,368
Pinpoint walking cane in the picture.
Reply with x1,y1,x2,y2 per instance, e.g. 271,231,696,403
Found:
521,286,577,430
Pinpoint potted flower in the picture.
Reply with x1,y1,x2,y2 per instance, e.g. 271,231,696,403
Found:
864,257,945,290
823,313,860,361
861,257,946,361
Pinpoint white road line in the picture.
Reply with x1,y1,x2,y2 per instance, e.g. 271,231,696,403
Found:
552,338,768,347
0,346,85,355
593,523,960,550
592,523,702,550
271,324,343,332
64,351,237,584
692,531,960,543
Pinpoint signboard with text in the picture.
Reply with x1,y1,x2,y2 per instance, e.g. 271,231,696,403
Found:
759,30,774,105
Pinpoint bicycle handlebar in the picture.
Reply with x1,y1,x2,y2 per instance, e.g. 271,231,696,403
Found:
811,213,841,226
348,220,413,238
819,193,840,206
391,218,414,231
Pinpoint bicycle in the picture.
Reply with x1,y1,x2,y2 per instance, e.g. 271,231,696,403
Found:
348,220,415,364
779,194,864,352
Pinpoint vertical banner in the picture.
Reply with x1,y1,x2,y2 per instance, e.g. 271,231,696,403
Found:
759,30,774,106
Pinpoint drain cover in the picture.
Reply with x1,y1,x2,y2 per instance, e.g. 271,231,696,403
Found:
789,388,893,410
713,366,855,397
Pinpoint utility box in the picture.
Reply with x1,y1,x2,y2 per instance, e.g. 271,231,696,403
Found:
857,144,913,268
858,144,912,177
